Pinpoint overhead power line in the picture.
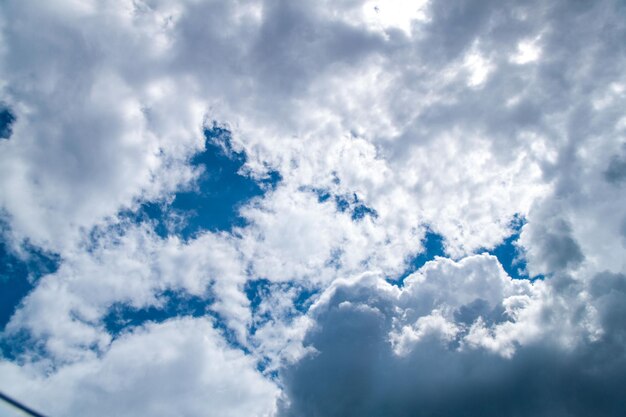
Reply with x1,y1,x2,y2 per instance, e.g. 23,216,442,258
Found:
0,391,48,417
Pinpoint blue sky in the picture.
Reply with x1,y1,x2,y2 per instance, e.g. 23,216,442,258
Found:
0,107,14,140
1,1,626,416
0,241,59,330
128,124,281,240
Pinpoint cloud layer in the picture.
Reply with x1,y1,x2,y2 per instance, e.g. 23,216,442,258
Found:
1,0,625,416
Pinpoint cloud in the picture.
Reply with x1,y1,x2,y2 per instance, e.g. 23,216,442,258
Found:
521,216,584,276
0,0,207,253
0,318,278,417
605,149,626,184
0,0,625,416
278,261,626,417
2,223,255,361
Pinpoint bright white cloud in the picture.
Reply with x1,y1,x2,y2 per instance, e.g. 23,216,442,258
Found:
0,318,278,417
361,0,430,35
511,37,542,64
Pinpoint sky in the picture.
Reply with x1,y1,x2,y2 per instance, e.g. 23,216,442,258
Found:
0,0,626,416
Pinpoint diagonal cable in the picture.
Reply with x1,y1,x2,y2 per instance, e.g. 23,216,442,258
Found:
0,391,48,417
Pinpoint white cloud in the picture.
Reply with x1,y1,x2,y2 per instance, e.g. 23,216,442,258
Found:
390,310,460,356
0,318,278,417
360,0,430,35
510,37,542,64
4,223,255,361
1,0,626,415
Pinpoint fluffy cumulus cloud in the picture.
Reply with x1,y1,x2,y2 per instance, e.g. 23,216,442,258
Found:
1,318,278,417
279,265,626,417
0,0,625,416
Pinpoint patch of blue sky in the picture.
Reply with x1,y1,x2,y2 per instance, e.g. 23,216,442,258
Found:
293,286,319,313
245,279,318,333
0,235,61,332
0,225,60,360
245,278,272,316
103,288,250,353
0,106,15,139
0,328,43,363
245,279,318,315
92,124,285,355
482,215,542,281
390,230,446,286
125,123,281,240
306,187,378,221
245,279,316,377
256,360,278,379
324,247,344,270
390,216,537,286
103,290,212,336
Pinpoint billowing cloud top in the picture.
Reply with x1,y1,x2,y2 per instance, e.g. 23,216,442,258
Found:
1,0,625,416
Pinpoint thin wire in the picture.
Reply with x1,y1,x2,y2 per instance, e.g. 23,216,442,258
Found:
0,391,48,417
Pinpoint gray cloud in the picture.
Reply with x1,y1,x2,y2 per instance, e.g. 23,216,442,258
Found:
520,213,585,277
605,154,626,184
279,273,626,417
534,220,584,271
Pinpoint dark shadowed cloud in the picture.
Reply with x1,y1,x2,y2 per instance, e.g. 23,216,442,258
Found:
279,270,626,417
